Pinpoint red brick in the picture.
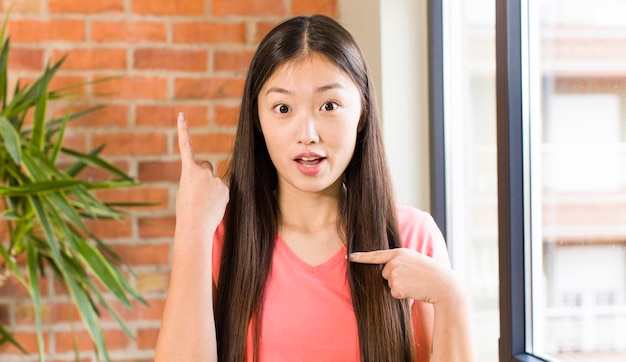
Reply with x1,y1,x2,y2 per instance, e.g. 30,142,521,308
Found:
255,21,280,43
67,104,129,128
138,215,176,238
0,303,9,325
138,161,181,183
135,298,166,320
8,19,85,43
93,76,168,100
211,0,284,16
134,48,207,71
14,302,39,325
48,357,92,362
98,302,139,325
292,0,338,16
132,0,204,16
48,0,124,13
173,22,246,44
95,187,169,212
92,131,168,156
174,77,244,100
52,48,126,71
1,220,8,241
107,329,135,351
46,356,94,362
95,298,134,322
12,76,37,90
108,243,170,266
182,133,235,154
1,0,41,13
214,49,254,73
49,301,84,323
55,328,129,352
0,273,48,298
136,270,170,293
84,218,133,240
62,160,130,183
137,327,160,350
52,277,70,296
10,247,27,264
8,47,44,71
136,105,208,127
0,331,46,354
48,75,88,95
58,131,87,153
214,104,240,127
92,20,167,43
15,301,62,325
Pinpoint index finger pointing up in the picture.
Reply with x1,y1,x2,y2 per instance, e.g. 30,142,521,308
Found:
177,112,195,164
349,249,397,265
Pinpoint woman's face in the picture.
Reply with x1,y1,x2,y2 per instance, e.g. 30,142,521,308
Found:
258,53,362,196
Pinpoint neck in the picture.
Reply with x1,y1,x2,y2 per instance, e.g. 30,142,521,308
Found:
276,182,343,234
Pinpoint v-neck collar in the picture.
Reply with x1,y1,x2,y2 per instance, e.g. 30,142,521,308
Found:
276,234,347,274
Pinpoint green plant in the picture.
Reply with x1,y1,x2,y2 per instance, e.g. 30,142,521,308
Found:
0,13,146,361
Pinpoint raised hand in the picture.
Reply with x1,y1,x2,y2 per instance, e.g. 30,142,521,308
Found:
175,112,229,239
349,248,460,304
155,112,224,362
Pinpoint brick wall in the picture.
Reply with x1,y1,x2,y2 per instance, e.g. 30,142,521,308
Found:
0,0,337,361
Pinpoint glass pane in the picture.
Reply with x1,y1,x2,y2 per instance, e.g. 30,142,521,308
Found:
443,1,499,361
529,0,626,360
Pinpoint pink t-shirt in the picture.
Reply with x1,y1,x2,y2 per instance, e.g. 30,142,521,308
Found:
212,205,450,361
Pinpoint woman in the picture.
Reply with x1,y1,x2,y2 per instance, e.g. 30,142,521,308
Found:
155,14,474,362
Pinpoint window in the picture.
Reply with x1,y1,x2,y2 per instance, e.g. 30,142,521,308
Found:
527,0,626,359
433,0,626,361
431,1,499,361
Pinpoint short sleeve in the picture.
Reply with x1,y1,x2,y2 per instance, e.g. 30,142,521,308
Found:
396,204,451,268
395,205,451,360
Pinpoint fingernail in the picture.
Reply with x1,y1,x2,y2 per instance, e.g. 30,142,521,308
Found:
178,112,184,121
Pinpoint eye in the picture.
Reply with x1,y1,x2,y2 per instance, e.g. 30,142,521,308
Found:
321,101,338,112
273,104,290,114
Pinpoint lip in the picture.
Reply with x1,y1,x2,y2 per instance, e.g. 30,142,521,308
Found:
293,151,325,161
293,152,326,176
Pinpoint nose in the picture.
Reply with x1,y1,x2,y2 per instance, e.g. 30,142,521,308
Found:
298,113,319,144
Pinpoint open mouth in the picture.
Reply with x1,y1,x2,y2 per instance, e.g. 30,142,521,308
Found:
295,156,325,166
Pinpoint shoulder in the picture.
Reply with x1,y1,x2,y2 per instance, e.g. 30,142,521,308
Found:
395,204,433,227
395,204,450,267
394,204,439,241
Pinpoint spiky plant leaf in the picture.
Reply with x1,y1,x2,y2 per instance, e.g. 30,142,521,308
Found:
0,11,147,362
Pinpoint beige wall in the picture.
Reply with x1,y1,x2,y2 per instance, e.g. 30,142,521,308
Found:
339,0,431,211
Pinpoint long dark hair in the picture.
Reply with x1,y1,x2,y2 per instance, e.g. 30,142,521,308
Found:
215,14,415,361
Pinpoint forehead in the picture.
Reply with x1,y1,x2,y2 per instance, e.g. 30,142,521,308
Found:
262,53,356,90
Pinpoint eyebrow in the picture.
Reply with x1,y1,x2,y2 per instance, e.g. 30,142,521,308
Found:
265,82,345,95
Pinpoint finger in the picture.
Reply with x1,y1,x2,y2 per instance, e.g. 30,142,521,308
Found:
199,160,214,173
349,249,397,265
177,112,195,164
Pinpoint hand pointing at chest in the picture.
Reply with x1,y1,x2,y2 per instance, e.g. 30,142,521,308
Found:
349,248,462,305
